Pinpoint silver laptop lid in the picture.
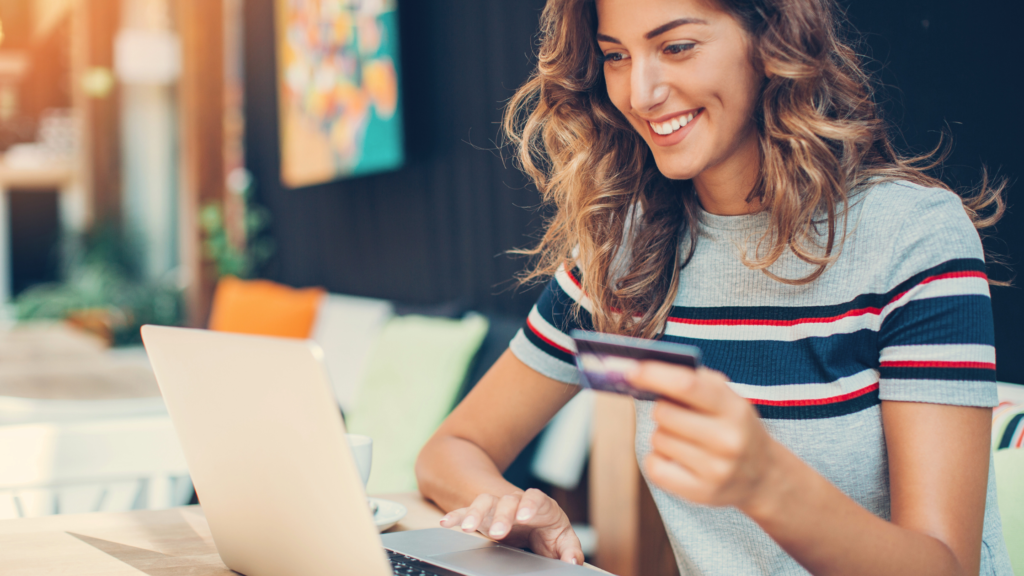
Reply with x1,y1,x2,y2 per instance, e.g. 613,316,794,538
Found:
141,325,391,576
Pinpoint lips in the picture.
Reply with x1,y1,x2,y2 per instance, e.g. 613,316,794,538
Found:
648,109,701,135
643,108,703,146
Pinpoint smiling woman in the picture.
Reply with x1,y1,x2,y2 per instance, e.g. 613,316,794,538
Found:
415,0,1013,574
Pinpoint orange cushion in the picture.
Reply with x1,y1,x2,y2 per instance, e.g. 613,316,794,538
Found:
208,276,325,339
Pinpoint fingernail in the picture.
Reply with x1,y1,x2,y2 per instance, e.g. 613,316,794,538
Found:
489,522,507,537
516,508,532,521
461,518,475,531
570,558,578,565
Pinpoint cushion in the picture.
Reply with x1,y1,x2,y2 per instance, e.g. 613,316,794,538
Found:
207,276,324,339
345,313,489,493
994,449,1024,575
310,293,394,413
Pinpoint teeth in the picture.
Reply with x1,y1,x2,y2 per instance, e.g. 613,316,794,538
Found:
650,110,698,136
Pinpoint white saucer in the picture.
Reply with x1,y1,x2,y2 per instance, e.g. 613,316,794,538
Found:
369,497,407,532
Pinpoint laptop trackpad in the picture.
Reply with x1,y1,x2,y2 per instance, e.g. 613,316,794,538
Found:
433,547,578,575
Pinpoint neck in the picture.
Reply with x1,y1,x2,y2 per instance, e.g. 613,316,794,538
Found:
692,130,761,216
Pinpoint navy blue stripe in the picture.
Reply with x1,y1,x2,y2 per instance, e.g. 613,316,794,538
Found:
536,275,593,334
880,366,996,382
668,258,985,322
998,413,1024,450
755,388,880,420
522,323,576,365
878,295,994,348
661,331,878,387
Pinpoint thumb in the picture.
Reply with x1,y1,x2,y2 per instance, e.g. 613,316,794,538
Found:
558,540,584,566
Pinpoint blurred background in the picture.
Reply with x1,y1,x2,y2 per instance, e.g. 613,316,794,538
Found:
0,1,1021,574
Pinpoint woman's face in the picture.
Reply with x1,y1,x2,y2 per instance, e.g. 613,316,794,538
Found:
596,0,762,183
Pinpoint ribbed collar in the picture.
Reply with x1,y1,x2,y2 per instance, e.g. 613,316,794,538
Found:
697,207,770,231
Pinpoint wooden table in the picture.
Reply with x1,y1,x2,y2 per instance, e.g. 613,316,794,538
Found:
0,492,441,575
0,492,609,575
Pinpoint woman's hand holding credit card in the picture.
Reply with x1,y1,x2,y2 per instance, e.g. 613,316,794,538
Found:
570,330,702,401
571,330,784,514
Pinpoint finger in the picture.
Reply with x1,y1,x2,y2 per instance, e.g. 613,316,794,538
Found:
644,453,705,501
630,363,732,414
556,531,585,565
649,429,724,480
513,488,550,524
488,494,522,538
650,400,737,452
460,494,497,532
439,507,469,528
560,549,583,565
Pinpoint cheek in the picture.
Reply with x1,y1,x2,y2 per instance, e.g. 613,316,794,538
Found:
604,72,633,121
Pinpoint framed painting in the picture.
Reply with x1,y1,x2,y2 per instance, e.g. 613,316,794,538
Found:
275,0,404,188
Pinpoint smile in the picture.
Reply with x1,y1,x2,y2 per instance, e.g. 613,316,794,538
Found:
648,109,701,135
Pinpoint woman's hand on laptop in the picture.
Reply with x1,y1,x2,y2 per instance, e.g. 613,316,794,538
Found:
438,488,584,565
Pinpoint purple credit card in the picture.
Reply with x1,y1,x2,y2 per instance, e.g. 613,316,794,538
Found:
570,330,702,401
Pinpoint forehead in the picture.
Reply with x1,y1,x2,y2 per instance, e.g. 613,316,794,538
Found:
595,0,720,36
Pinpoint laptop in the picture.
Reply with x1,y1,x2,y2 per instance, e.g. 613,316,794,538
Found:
140,325,593,576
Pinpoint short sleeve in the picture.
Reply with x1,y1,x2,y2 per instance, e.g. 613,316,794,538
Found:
508,264,594,385
876,185,998,407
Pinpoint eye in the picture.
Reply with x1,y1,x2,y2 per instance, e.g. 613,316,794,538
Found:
602,51,628,64
665,43,696,55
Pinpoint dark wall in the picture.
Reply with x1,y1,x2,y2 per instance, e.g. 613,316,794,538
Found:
244,0,1024,382
839,0,1024,383
243,0,549,316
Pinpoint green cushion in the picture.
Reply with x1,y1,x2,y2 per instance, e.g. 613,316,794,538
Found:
346,313,489,493
994,448,1024,575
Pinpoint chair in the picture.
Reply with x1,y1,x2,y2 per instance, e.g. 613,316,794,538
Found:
0,415,192,519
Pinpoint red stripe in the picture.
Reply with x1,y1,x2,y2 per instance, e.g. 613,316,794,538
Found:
667,306,881,327
748,383,879,407
526,317,574,356
889,271,988,304
880,360,996,370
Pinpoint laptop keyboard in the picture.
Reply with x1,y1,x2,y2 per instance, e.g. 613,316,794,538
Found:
387,550,463,576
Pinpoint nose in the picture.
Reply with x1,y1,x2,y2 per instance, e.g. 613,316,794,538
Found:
630,56,670,114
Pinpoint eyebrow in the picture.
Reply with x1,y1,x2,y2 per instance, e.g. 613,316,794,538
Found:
596,18,709,44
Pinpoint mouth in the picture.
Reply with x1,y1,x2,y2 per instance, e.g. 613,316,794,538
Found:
647,108,702,136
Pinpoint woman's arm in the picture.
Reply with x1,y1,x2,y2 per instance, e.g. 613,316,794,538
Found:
416,349,586,563
629,362,991,576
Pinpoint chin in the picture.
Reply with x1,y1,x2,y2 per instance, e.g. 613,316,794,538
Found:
652,155,702,181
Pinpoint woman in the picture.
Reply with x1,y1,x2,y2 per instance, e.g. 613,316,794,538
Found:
416,0,1013,573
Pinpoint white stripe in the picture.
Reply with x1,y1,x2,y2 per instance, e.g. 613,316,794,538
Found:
880,344,995,364
527,306,577,353
663,312,881,342
727,369,879,403
880,276,990,323
554,264,593,312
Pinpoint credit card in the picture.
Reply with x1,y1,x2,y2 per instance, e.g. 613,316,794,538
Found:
570,330,702,401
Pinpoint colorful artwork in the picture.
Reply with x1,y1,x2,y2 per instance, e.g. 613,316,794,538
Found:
275,0,403,187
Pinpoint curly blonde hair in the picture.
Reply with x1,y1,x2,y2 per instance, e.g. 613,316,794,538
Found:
504,0,1005,339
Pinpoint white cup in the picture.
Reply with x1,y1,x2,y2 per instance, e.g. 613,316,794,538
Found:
347,433,373,488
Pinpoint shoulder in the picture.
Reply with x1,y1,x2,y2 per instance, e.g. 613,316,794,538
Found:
850,180,984,284
855,179,970,229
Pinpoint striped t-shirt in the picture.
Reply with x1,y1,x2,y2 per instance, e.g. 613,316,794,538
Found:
509,180,1013,575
